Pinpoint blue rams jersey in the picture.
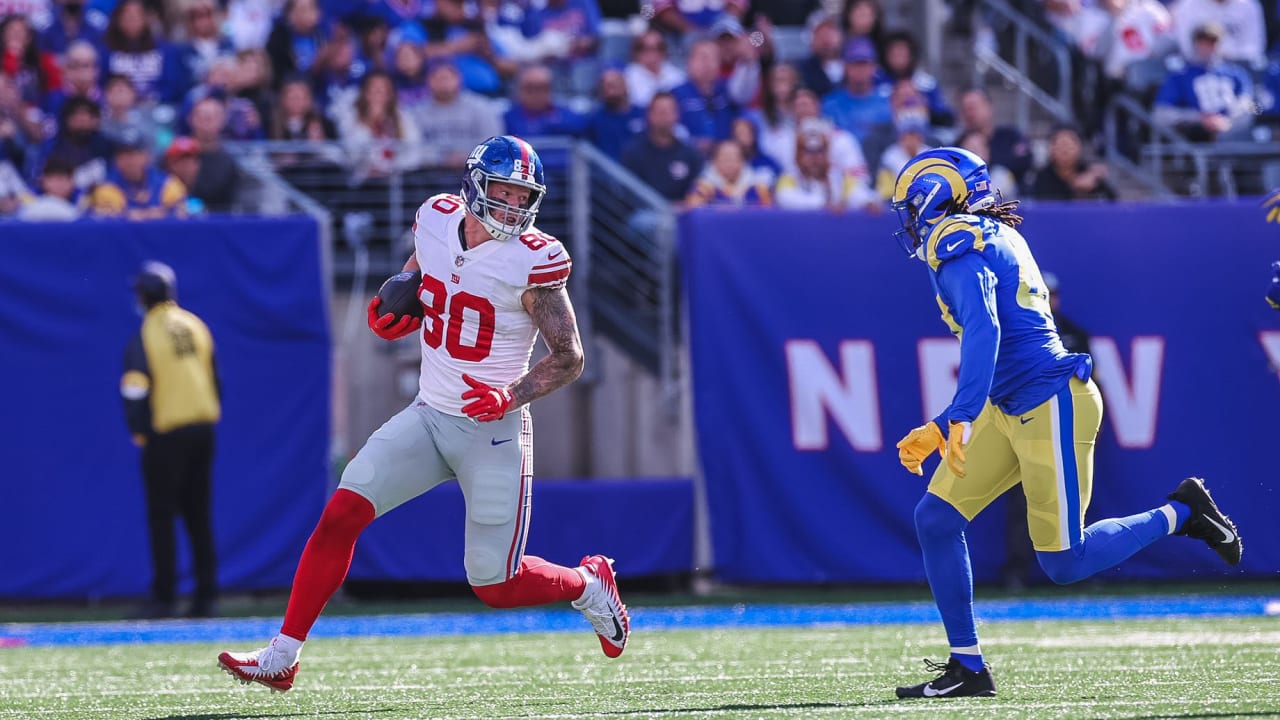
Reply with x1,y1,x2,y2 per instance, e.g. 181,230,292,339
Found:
923,214,1090,425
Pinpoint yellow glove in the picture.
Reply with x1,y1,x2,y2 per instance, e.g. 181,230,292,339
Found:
1264,189,1280,224
945,421,972,478
896,422,946,476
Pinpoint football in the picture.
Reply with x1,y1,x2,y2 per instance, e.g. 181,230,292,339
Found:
375,270,425,320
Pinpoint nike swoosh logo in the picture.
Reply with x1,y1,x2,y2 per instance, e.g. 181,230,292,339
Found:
923,682,963,697
1205,516,1236,544
610,617,625,643
945,240,965,252
1020,416,1034,424
548,251,562,260
491,438,513,446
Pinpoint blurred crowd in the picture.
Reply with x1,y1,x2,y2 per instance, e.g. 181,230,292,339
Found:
0,0,1278,221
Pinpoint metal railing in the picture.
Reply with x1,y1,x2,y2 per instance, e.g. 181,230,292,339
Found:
224,138,680,401
226,139,574,278
1104,96,1280,198
1103,95,1191,198
573,142,678,402
971,0,1074,130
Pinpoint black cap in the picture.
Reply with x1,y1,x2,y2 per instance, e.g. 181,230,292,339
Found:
134,260,176,305
114,128,148,153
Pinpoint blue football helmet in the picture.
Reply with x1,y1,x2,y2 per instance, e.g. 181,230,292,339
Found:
460,135,547,241
133,260,176,305
890,147,994,258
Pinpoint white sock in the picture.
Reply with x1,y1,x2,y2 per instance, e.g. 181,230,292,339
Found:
1158,504,1179,535
271,633,304,664
572,566,596,605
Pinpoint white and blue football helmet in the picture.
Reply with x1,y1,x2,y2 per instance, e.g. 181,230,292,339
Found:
890,147,995,258
461,135,547,241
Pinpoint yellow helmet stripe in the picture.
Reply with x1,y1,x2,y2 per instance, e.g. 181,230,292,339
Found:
892,157,968,204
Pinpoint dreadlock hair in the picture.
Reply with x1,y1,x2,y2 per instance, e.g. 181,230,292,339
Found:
958,191,1024,227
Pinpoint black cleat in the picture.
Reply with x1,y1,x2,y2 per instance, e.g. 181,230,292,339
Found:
1168,477,1242,566
895,658,996,699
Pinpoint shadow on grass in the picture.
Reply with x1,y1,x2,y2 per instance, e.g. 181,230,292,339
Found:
1117,714,1280,720
601,699,904,715
147,710,399,720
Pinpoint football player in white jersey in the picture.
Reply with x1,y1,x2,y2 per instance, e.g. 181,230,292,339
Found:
218,136,630,692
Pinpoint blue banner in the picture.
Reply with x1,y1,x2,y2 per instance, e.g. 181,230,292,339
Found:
0,218,330,599
682,202,1280,584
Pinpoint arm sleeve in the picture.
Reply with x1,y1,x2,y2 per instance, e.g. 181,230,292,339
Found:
121,332,153,436
931,252,1000,426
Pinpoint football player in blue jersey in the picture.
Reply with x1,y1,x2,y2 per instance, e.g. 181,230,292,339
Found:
889,148,1243,699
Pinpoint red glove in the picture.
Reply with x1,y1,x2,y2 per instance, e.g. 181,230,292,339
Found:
461,373,514,422
367,297,421,341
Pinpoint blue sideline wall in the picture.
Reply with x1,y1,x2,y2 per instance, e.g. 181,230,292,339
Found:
682,202,1279,584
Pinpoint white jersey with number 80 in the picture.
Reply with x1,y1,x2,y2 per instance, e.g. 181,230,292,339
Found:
412,193,571,416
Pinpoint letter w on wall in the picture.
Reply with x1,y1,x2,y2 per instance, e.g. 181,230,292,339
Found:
1089,336,1164,449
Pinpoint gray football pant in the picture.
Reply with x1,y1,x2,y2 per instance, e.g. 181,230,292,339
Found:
337,400,532,586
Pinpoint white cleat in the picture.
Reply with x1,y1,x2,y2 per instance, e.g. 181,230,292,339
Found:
217,638,301,692
572,554,630,658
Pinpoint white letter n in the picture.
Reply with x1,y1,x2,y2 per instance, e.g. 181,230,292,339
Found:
786,340,882,451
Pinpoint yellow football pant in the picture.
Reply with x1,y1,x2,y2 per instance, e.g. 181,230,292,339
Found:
928,377,1103,552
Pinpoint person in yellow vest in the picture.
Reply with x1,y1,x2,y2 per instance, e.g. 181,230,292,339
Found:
121,261,221,618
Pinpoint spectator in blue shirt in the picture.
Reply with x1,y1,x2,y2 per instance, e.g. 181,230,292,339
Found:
40,0,105,59
103,0,180,102
671,39,740,155
523,0,601,59
173,0,235,92
875,30,954,129
587,67,644,160
503,64,587,137
30,95,111,193
422,0,505,96
388,22,428,107
796,12,843,98
820,36,892,144
521,0,602,95
621,91,703,202
651,0,747,34
1153,21,1255,141
266,0,336,91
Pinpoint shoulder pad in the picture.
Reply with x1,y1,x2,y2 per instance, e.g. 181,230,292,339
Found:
524,229,571,289
925,215,987,271
413,193,465,235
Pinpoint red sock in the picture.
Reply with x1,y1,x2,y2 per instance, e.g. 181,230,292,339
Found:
280,489,375,641
471,555,587,609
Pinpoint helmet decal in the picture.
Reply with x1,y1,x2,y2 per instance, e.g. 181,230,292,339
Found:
460,135,547,242
890,147,995,259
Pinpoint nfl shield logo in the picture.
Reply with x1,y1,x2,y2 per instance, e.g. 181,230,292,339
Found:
454,256,465,267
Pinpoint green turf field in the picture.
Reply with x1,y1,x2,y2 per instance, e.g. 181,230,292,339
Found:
1,615,1277,719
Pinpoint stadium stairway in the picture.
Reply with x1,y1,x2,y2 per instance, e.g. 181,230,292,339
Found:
933,11,1154,200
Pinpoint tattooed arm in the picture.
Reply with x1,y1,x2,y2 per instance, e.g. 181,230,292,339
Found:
509,285,585,406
